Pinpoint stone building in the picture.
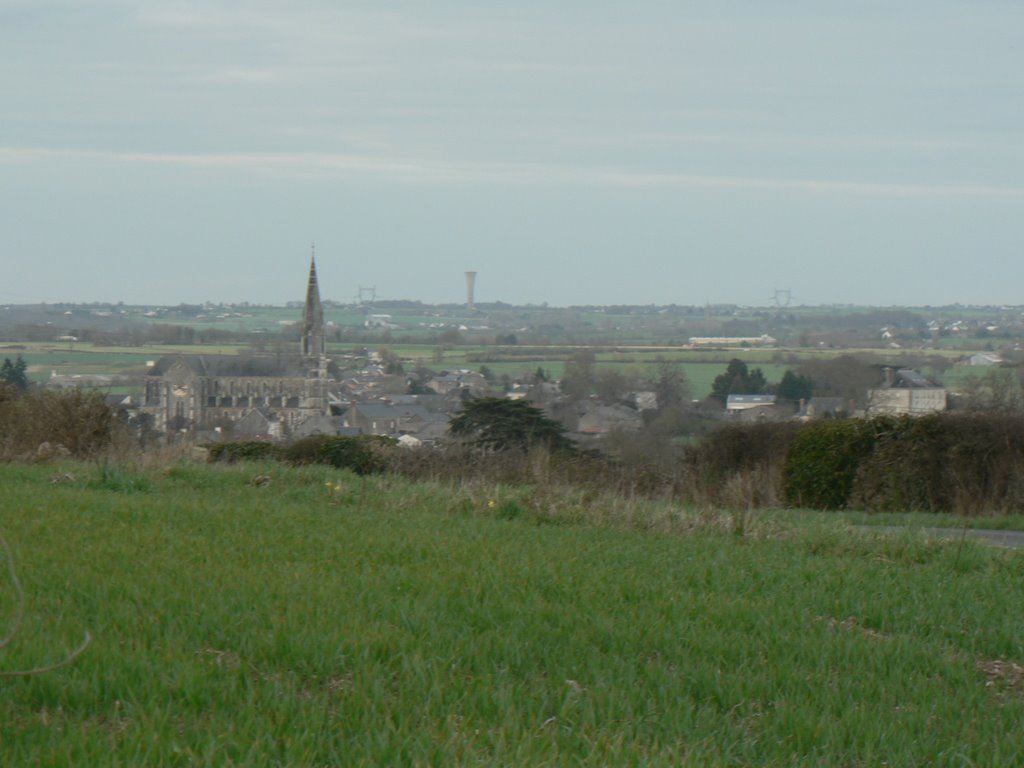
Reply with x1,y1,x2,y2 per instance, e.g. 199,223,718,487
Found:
866,368,947,416
141,257,331,435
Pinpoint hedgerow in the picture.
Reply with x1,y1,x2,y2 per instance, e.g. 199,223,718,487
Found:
206,441,282,463
849,413,1024,514
281,435,396,475
782,419,880,510
207,412,1024,515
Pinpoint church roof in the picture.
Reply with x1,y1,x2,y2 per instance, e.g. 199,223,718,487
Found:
146,355,308,378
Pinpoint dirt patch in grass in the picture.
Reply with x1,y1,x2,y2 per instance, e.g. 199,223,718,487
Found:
978,659,1024,694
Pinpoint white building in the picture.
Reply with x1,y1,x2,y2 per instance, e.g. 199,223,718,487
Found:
867,368,947,416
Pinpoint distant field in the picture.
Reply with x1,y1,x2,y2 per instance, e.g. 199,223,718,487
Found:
1,344,249,384
1,335,994,399
1,460,1023,765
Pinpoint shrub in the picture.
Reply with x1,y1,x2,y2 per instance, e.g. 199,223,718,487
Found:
782,419,879,510
686,422,801,506
846,416,943,512
0,390,116,460
282,435,395,475
689,422,801,477
206,441,282,463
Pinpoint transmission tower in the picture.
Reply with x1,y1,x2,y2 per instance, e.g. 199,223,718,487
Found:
355,286,377,305
771,288,792,309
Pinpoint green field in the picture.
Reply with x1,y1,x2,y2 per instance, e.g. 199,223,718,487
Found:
2,460,1023,765
4,331,994,400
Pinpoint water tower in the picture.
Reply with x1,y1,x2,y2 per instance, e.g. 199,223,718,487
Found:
465,271,477,310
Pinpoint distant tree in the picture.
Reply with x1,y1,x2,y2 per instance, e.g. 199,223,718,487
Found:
653,360,689,410
594,369,629,404
796,355,879,407
449,397,575,454
406,378,432,395
478,365,494,381
560,350,596,401
710,359,768,400
746,367,768,394
378,347,404,375
495,333,518,345
775,370,814,402
958,368,1024,413
0,356,28,392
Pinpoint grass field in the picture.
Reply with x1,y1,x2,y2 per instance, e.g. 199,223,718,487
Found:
2,459,1023,765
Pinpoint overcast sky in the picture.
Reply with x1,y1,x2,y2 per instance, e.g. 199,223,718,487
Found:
2,1,1022,307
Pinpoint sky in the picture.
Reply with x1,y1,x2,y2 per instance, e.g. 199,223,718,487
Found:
2,1,1023,308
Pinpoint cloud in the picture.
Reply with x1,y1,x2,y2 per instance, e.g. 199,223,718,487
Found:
2,146,1023,202
583,169,1024,202
204,67,287,84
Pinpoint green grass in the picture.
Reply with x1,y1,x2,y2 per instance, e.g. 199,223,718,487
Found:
2,461,1024,764
15,343,253,384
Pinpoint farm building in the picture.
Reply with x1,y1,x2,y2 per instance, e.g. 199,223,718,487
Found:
866,368,947,416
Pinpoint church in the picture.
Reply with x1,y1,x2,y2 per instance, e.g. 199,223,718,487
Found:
140,258,331,437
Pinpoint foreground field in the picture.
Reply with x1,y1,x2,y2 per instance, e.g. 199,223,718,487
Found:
2,461,1023,765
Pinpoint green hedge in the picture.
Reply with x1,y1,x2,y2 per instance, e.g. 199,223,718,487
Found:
782,419,881,510
849,413,1024,514
206,441,282,463
281,435,396,475
780,413,1024,513
208,436,396,475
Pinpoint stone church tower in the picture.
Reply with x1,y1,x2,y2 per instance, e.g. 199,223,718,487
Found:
302,251,329,416
141,254,333,437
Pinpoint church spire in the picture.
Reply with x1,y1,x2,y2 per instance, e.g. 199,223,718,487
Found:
302,244,325,358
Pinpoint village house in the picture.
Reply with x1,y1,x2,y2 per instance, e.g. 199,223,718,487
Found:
341,401,450,442
427,370,488,397
725,394,779,420
958,353,1004,367
575,403,643,436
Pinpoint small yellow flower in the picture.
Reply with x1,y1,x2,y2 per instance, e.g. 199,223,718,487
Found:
487,499,497,509
334,483,343,493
